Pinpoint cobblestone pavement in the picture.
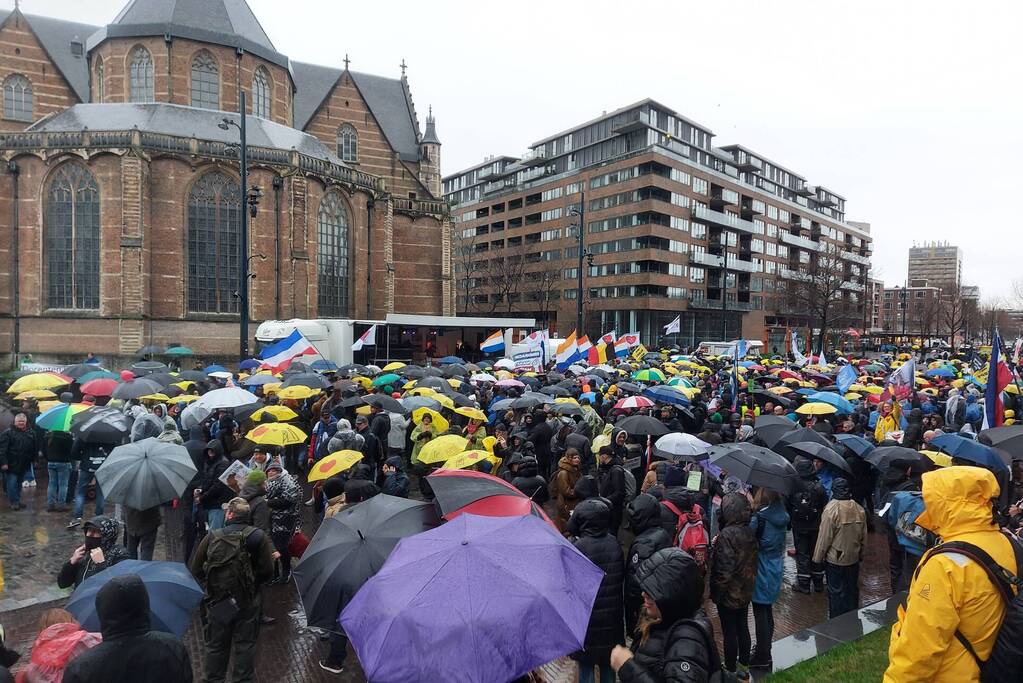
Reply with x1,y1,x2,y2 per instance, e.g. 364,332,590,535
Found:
1,466,892,681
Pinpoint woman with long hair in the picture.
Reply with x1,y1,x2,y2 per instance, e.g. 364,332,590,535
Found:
749,487,790,670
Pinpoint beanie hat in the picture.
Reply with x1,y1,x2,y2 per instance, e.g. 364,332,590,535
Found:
246,469,267,486
664,465,685,488
710,413,723,424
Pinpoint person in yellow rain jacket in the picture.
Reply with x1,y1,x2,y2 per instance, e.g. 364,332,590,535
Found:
884,466,1018,683
874,397,901,443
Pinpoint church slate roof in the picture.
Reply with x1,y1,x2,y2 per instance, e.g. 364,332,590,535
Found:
29,102,348,167
0,9,97,102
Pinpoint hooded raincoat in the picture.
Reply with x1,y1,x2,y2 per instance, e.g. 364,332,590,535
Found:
884,467,1018,683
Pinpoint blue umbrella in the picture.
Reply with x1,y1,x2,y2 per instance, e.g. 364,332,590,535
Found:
807,391,854,415
642,385,691,406
340,514,603,683
239,358,261,371
66,560,202,636
924,367,956,379
931,433,1008,472
311,359,339,372
835,434,875,457
795,388,817,396
77,369,119,384
437,355,466,365
578,391,597,403
203,364,229,374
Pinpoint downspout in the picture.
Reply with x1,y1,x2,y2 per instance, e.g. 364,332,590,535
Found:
272,175,282,320
8,160,19,368
366,198,374,318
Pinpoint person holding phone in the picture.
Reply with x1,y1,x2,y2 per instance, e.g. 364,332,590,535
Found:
57,516,129,589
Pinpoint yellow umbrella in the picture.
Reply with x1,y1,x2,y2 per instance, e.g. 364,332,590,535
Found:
592,434,612,452
412,407,449,433
767,386,792,394
495,370,514,380
308,450,363,482
418,434,469,464
402,380,418,390
246,423,308,446
251,406,299,422
432,394,455,411
862,385,884,395
1004,384,1020,395
356,405,372,416
798,381,817,389
920,449,953,468
351,376,372,390
170,381,196,390
169,394,200,404
781,377,801,385
454,407,487,421
262,382,282,394
382,362,406,372
553,397,579,405
8,373,70,394
14,389,57,400
795,403,837,416
444,450,490,470
406,387,438,397
277,385,320,400
843,392,861,400
138,393,171,403
447,378,464,389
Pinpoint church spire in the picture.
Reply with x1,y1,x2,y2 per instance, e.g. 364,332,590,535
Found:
421,105,440,145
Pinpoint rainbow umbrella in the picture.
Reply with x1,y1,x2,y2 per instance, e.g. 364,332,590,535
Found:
37,402,90,431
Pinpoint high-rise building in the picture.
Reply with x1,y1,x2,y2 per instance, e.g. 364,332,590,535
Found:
881,285,943,338
908,242,962,293
444,99,872,350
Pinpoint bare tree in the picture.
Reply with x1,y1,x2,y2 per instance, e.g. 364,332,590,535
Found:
452,225,485,314
525,260,561,329
483,245,528,315
976,297,1008,344
917,294,942,339
785,241,859,353
942,287,969,348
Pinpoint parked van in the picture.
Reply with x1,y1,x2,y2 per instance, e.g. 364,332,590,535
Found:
695,340,764,357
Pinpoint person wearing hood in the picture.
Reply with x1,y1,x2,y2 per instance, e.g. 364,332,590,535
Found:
787,456,828,594
129,412,164,443
902,408,925,450
156,420,183,445
57,515,130,589
879,458,927,594
709,492,758,682
624,493,672,633
15,609,101,683
571,498,625,683
264,459,301,584
597,446,628,534
511,456,548,506
62,575,192,683
883,467,1019,683
552,419,593,475
500,451,526,483
813,477,866,618
322,476,347,519
749,487,790,670
551,449,583,535
239,469,270,532
181,424,208,563
381,456,410,498
409,411,439,470
527,411,554,480
197,440,233,531
611,548,719,682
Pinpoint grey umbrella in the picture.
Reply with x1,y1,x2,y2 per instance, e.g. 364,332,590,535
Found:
708,443,800,494
111,378,163,400
131,361,169,376
787,441,853,474
95,438,197,510
363,394,407,414
399,396,443,413
282,372,331,390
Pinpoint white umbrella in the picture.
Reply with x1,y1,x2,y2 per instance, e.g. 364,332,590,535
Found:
194,386,259,411
493,358,515,370
654,432,712,462
95,438,197,509
470,373,497,384
179,402,210,431
567,364,588,375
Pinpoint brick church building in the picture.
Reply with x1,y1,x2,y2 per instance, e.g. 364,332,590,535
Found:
0,0,452,362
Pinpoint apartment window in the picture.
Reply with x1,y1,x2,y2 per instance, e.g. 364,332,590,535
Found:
669,263,687,277
767,205,779,219
767,223,777,238
799,250,811,263
129,46,155,103
765,260,777,274
752,200,766,214
751,239,764,253
541,187,563,202
753,219,765,235
668,287,687,299
564,268,578,279
670,217,689,232
669,240,686,253
671,168,691,185
190,51,220,110
671,193,690,208
690,267,705,284
2,74,32,121
564,289,578,299
777,245,788,258
540,208,562,221
766,242,777,256
779,209,789,222
692,177,709,195
691,223,706,239
540,229,562,241
691,244,706,258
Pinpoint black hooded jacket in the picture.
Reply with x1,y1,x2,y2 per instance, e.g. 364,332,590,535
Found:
657,487,697,541
618,548,718,683
625,494,672,609
571,498,625,664
786,456,828,532
511,457,548,505
198,440,233,510
62,575,192,683
57,515,130,589
902,408,924,450
708,493,757,610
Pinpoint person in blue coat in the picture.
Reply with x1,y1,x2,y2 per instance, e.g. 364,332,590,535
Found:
881,490,934,591
749,487,790,670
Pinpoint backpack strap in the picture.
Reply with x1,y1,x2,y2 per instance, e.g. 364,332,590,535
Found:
661,500,686,533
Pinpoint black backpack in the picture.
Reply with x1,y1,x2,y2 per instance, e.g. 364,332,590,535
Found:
203,527,258,606
790,489,818,525
916,532,1023,682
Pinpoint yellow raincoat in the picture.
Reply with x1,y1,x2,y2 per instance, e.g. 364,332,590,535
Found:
874,398,902,443
884,467,1017,683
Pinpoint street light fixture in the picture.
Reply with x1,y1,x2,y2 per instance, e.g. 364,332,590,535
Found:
219,91,252,360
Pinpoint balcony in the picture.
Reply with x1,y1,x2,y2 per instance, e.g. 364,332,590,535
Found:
482,180,509,195
780,231,817,250
689,297,755,311
612,109,651,135
794,183,814,197
520,147,547,167
815,192,838,207
779,267,810,281
740,199,762,220
842,281,865,292
690,252,724,267
691,205,756,234
840,250,869,265
725,258,758,274
734,153,761,173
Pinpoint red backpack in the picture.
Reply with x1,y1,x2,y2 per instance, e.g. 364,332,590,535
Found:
662,501,710,568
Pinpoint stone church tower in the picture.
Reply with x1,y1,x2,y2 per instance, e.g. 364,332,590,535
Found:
419,106,442,198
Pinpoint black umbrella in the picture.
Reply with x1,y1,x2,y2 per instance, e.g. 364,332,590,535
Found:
64,363,105,380
708,443,800,494
143,373,179,387
398,396,442,413
71,407,131,444
282,373,331,390
773,427,833,461
753,415,798,448
539,386,571,397
751,390,795,410
176,370,208,383
864,445,926,472
546,372,566,383
615,414,670,437
552,403,583,417
283,361,315,375
111,378,163,400
293,495,439,629
979,426,1023,462
510,396,542,410
421,367,445,377
400,366,426,380
448,392,476,408
337,363,371,377
442,364,469,378
415,377,450,391
136,345,165,357
616,382,643,394
522,391,555,405
363,394,407,414
787,441,853,474
518,376,541,389
131,361,168,376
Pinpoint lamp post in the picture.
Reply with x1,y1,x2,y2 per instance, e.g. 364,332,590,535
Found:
218,91,262,361
569,193,585,335
899,285,908,340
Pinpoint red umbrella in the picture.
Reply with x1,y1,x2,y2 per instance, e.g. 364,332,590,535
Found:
426,470,553,526
80,378,119,397
777,370,802,380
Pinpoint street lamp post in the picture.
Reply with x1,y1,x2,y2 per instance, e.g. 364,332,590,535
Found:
218,91,262,361
900,286,908,340
720,250,728,340
569,193,585,335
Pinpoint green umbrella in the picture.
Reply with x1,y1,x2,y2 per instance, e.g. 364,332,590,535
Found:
371,373,401,388
632,368,666,383
77,370,119,384
37,402,90,431
165,346,195,356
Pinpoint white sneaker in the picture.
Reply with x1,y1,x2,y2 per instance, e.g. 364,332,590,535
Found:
318,661,344,674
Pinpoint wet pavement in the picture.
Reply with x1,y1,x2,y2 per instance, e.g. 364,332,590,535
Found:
1,466,895,681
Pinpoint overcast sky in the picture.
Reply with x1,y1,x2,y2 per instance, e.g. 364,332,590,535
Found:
9,0,1022,301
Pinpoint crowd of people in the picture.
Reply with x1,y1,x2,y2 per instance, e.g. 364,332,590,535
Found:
0,343,1021,682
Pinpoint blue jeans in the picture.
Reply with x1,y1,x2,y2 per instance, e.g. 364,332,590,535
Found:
5,471,25,506
206,507,225,530
47,462,71,507
578,662,614,683
73,471,104,519
24,464,35,483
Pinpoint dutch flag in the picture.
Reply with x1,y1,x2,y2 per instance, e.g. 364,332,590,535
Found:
260,329,317,373
480,330,506,354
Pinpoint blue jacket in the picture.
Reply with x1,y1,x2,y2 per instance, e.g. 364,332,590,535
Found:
750,499,790,605
882,491,930,557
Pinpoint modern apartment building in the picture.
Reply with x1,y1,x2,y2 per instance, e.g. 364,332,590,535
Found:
443,99,872,350
866,277,885,333
881,285,943,338
908,242,962,294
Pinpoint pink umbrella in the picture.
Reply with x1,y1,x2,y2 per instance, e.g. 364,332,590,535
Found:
495,379,525,388
614,396,654,410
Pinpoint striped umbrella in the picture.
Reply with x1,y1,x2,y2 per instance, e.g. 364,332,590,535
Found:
613,396,655,410
36,402,90,431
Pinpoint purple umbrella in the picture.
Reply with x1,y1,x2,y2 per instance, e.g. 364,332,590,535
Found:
340,514,603,683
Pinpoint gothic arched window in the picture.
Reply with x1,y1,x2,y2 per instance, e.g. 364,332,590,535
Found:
94,57,105,102
129,46,154,103
336,123,357,162
46,164,100,309
317,192,350,317
252,67,271,119
187,172,241,313
190,50,220,110
3,74,33,121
